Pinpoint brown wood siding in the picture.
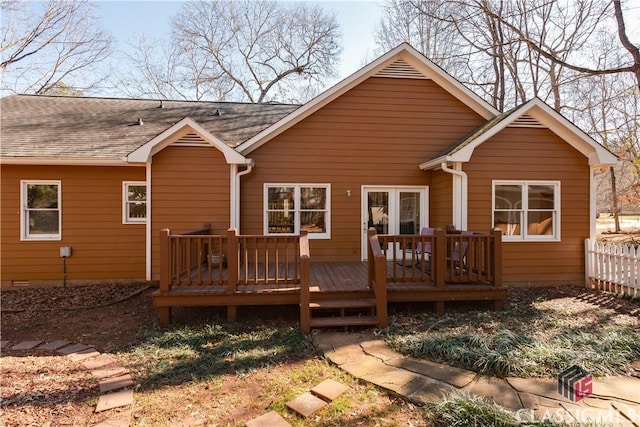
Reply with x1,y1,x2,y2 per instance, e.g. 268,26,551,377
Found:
151,146,231,280
465,127,590,285
1,165,146,286
242,77,487,261
429,170,453,228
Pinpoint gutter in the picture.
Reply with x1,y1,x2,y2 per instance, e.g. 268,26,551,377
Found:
231,161,254,231
441,162,467,230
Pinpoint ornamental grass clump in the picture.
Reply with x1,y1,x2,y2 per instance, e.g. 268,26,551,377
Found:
394,329,532,377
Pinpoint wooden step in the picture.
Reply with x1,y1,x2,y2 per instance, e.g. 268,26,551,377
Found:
309,315,379,328
309,298,377,310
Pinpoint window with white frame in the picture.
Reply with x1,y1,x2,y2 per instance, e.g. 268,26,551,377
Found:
21,180,61,240
123,182,147,223
493,181,560,241
265,184,330,238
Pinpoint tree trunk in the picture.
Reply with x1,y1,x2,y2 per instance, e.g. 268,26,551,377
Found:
609,167,621,232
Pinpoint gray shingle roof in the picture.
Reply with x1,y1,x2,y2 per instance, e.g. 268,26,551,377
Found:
0,95,299,161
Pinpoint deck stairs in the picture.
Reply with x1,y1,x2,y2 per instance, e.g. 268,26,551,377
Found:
308,296,379,328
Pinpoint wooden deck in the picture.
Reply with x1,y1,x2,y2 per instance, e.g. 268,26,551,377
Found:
152,227,507,331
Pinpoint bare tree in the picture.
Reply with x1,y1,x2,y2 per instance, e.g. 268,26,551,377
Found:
0,0,113,95
121,0,341,103
487,0,640,91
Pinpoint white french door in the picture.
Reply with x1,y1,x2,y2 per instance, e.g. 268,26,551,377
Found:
361,186,428,260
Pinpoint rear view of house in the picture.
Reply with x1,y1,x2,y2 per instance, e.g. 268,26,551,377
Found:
1,44,617,327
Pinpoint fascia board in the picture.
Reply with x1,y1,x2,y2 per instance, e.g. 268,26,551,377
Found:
238,43,499,155
126,117,249,165
419,156,451,170
0,157,133,166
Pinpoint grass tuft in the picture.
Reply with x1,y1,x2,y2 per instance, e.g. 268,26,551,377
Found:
385,287,640,378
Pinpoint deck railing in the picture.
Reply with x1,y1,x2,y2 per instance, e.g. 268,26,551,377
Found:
367,229,388,329
372,227,502,287
585,238,639,298
159,228,309,292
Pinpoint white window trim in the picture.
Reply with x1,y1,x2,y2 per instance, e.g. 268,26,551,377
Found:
492,180,561,242
122,181,148,224
264,184,331,239
20,180,62,241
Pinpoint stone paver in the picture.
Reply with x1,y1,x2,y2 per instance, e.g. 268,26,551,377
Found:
340,356,398,378
245,410,291,427
95,389,134,412
92,365,129,380
83,355,118,370
286,392,328,418
311,379,349,402
12,340,43,350
92,411,132,427
360,339,403,362
39,340,72,351
361,367,426,396
388,357,475,388
592,377,640,404
506,377,558,398
99,374,135,393
463,377,524,410
57,342,92,355
68,348,101,362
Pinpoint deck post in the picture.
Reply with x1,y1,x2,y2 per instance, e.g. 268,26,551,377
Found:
491,228,503,288
374,253,388,328
160,229,171,292
434,228,446,287
159,229,172,326
367,228,376,287
299,232,311,333
226,228,239,321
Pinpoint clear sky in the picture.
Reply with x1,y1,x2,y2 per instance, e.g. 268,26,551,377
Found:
95,0,384,84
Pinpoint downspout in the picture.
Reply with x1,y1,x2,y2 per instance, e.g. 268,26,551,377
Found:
231,161,254,232
441,162,468,230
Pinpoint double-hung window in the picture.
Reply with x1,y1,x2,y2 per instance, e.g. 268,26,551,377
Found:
21,180,61,240
123,182,147,223
264,184,330,239
493,181,560,241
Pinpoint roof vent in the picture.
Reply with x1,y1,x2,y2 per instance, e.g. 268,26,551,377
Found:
158,100,164,109
375,58,428,79
509,114,545,128
213,109,221,116
137,118,144,126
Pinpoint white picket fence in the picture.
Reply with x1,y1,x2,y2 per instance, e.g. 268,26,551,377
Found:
585,238,640,298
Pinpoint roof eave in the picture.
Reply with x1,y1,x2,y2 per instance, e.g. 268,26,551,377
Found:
0,156,133,166
419,156,456,170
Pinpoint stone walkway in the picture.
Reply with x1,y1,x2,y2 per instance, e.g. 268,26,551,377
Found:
4,334,640,426
2,339,134,427
313,332,640,427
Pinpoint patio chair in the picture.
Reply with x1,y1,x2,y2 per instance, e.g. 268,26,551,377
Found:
451,230,473,273
414,227,434,265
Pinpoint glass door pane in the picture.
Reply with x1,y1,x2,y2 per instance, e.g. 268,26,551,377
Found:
367,191,389,234
399,192,420,234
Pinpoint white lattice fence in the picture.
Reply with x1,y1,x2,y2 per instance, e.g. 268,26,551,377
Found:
585,239,640,298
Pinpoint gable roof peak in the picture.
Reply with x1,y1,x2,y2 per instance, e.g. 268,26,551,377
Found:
236,43,499,155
